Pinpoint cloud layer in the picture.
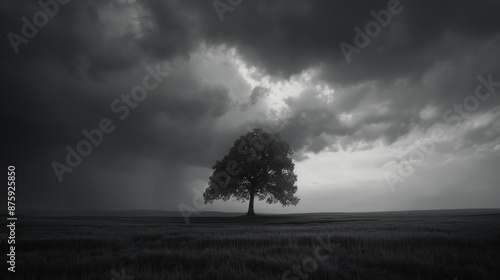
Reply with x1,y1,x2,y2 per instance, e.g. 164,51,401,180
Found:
2,0,499,212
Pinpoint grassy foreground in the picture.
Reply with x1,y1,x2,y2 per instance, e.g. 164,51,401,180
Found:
3,209,500,279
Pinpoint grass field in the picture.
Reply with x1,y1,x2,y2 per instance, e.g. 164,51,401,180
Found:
3,209,500,279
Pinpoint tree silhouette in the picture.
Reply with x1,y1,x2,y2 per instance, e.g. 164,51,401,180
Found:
204,128,299,216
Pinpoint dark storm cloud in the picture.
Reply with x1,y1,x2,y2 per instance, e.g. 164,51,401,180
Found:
2,0,500,211
240,86,270,111
1,0,232,210
193,0,500,84
174,0,500,155
137,0,202,60
278,84,413,155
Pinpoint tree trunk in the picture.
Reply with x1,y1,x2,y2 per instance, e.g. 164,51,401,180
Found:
246,189,256,216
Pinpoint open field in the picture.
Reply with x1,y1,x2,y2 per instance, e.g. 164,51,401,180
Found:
2,209,500,279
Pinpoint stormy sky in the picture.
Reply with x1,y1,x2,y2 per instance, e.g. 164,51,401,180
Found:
2,0,500,214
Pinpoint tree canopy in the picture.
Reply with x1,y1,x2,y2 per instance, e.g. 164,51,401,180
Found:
203,128,299,215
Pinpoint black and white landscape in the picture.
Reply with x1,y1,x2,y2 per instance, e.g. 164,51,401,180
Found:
2,0,500,279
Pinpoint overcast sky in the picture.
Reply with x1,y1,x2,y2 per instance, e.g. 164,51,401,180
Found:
2,0,500,214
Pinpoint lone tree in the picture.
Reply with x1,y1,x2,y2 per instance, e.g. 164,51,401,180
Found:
203,128,299,216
